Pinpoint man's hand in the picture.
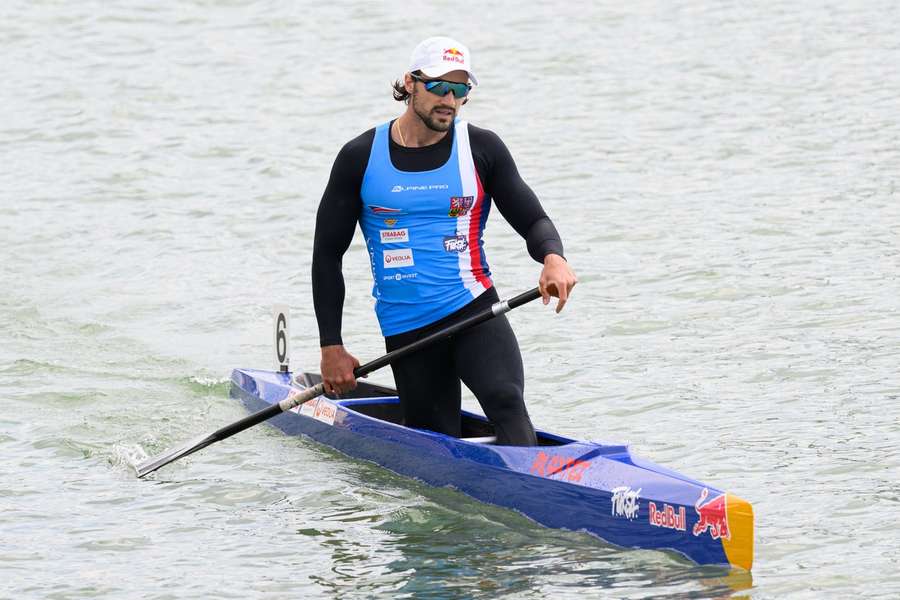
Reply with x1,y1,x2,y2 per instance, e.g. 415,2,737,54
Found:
320,345,360,396
539,254,578,313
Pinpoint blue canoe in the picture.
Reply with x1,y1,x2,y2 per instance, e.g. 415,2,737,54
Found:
230,368,754,570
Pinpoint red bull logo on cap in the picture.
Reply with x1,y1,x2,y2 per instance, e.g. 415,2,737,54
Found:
443,48,465,63
692,488,731,540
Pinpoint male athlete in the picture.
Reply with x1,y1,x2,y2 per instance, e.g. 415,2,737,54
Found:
312,37,577,446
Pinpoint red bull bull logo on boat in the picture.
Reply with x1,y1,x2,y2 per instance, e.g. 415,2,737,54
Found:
692,488,731,540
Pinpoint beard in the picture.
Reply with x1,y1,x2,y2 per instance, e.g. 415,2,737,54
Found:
411,91,455,132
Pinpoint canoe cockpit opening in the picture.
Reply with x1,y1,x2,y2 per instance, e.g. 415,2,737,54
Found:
295,372,565,446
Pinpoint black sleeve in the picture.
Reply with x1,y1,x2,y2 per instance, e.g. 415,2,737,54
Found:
311,129,375,347
467,125,565,262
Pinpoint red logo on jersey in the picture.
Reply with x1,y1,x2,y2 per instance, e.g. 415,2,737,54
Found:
448,196,474,217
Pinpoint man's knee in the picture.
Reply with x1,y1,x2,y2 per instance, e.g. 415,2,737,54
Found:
483,381,525,413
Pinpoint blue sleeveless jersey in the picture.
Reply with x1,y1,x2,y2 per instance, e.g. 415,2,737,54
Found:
359,120,493,336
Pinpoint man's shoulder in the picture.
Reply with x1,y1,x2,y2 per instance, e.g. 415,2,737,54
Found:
338,127,378,158
464,122,507,152
462,122,511,163
465,122,500,141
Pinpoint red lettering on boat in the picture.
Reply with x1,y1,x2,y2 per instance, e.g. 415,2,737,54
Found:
648,502,686,531
529,452,591,482
530,451,549,476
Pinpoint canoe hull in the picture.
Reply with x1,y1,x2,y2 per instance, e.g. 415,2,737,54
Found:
230,368,753,569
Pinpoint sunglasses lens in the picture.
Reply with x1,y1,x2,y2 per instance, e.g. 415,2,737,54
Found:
425,81,450,96
450,83,470,98
424,80,470,98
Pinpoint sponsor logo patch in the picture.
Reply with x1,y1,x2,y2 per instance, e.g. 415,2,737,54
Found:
443,48,465,63
692,488,731,540
313,399,337,425
648,502,686,531
390,184,449,193
611,486,641,520
370,205,404,214
380,228,409,243
443,235,468,253
448,196,474,217
298,398,317,417
383,249,414,268
383,218,398,227
383,272,418,281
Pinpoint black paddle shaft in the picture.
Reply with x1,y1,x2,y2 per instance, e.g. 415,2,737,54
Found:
136,287,541,478
353,286,542,377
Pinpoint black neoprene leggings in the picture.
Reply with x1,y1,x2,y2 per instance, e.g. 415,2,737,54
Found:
384,287,538,446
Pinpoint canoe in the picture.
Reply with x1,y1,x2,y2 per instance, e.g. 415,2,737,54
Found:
229,367,754,570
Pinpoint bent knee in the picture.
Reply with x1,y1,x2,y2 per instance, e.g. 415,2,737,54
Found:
481,383,525,413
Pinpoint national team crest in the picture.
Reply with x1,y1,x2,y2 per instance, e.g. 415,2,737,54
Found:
448,196,474,217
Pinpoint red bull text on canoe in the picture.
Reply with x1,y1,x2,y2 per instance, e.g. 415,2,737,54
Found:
648,502,687,531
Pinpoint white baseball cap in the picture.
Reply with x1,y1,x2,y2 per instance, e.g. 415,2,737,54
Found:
409,36,478,85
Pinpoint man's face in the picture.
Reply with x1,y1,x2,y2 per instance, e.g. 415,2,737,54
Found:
406,69,469,133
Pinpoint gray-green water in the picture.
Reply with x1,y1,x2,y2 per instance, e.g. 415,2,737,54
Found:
2,1,899,598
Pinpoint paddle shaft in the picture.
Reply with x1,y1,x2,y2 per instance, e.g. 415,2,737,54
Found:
136,287,541,478
352,286,541,378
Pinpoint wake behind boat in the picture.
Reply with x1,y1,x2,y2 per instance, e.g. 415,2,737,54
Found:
230,368,754,570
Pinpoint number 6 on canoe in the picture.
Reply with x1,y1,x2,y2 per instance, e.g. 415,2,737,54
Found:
135,287,542,478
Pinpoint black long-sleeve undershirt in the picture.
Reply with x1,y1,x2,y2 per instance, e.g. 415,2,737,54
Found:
312,121,564,346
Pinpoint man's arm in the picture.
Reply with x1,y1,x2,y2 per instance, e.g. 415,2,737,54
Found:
469,126,565,261
311,130,373,346
469,126,577,311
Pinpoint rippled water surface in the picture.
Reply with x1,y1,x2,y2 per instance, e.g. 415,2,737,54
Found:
2,1,899,598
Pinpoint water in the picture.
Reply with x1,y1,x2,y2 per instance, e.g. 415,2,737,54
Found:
2,1,899,598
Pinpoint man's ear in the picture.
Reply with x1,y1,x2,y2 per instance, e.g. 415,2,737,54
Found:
404,73,415,94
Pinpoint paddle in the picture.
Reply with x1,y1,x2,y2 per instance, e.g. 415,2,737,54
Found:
136,286,542,478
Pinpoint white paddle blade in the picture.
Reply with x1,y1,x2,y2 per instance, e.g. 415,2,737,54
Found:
135,432,216,478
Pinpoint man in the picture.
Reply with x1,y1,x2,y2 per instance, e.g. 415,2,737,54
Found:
312,36,577,446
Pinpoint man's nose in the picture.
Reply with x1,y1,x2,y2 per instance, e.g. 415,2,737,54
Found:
438,92,459,106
